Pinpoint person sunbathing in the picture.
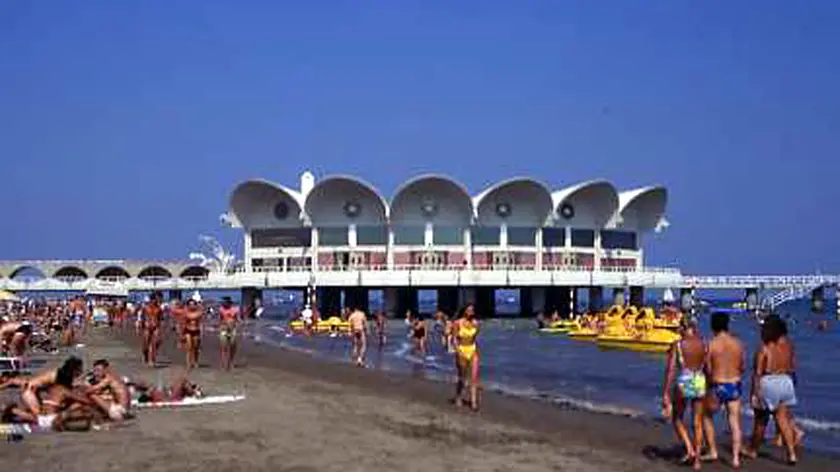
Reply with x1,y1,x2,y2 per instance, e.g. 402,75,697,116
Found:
126,375,203,403
85,359,131,422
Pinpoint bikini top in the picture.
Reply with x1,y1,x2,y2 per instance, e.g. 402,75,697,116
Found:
457,321,477,345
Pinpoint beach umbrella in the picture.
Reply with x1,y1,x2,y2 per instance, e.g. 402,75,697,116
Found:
0,290,20,302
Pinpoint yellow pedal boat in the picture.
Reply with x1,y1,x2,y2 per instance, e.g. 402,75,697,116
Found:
595,307,681,353
289,316,351,334
538,319,579,334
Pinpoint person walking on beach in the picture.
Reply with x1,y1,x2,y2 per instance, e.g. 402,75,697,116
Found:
373,311,387,348
452,304,480,411
142,294,164,367
183,298,204,369
218,297,240,371
348,307,368,367
661,318,706,470
744,315,800,465
702,312,746,468
170,299,186,350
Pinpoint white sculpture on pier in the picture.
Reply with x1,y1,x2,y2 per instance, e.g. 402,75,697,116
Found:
188,235,237,274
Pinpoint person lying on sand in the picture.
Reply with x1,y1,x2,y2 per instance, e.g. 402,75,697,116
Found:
125,374,203,403
85,359,131,422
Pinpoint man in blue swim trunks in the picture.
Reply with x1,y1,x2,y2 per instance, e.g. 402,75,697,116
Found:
703,311,746,468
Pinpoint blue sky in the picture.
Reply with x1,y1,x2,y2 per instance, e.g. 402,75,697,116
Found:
1,1,838,274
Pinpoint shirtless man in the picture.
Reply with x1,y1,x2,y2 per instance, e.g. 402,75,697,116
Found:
170,300,186,350
662,319,706,470
0,321,32,356
702,312,746,468
373,311,387,348
218,297,240,371
142,295,164,367
347,307,368,367
85,359,131,422
183,299,203,369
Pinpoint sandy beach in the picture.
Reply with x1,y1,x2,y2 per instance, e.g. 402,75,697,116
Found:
2,325,836,472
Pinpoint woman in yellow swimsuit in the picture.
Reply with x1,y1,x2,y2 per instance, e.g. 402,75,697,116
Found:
453,304,480,411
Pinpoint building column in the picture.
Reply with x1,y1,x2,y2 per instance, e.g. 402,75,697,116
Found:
613,287,626,307
437,287,459,316
458,287,476,309
387,229,395,269
241,287,263,313
167,290,183,301
836,285,840,320
520,287,534,317
317,287,341,317
557,287,572,318
424,222,434,247
462,228,472,268
348,224,357,248
384,287,398,318
535,228,543,270
531,287,547,315
545,287,562,315
811,285,825,313
745,287,759,312
244,232,253,272
593,231,602,270
397,287,419,317
629,286,644,308
500,223,508,248
475,287,495,317
343,287,368,312
310,228,319,271
588,286,603,313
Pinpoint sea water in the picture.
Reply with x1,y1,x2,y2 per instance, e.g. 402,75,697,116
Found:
263,298,840,455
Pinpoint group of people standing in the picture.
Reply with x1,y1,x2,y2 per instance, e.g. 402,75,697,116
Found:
663,311,801,469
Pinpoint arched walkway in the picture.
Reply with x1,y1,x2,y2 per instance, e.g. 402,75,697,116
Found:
95,266,131,280
137,266,173,280
180,266,210,279
54,266,89,280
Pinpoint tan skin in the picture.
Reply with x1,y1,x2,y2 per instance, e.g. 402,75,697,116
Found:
183,301,203,369
218,301,240,371
171,300,186,349
143,300,164,366
348,309,367,366
661,325,706,470
373,312,387,347
411,317,428,356
40,383,95,430
745,334,799,463
453,304,480,411
703,328,746,467
86,363,131,421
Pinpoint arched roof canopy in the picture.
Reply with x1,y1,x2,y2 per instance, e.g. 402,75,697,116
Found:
137,266,173,279
304,175,388,226
473,177,554,226
180,266,210,279
10,266,46,280
95,266,130,280
613,186,668,233
390,175,474,226
551,180,619,228
229,179,304,230
54,266,88,279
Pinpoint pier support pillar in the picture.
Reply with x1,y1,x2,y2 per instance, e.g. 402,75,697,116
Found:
458,287,476,309
629,286,644,308
475,287,495,317
437,287,459,316
613,288,626,307
317,287,342,317
588,286,603,313
520,287,533,317
531,287,547,316
680,288,694,314
384,287,398,318
836,285,840,320
811,285,825,313
745,288,759,312
545,287,562,315
557,287,572,318
343,287,368,312
167,290,183,301
241,287,263,314
396,287,419,318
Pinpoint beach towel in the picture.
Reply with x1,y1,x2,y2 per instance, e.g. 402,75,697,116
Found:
131,394,245,408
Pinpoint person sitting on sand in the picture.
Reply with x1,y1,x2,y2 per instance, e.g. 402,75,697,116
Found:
183,299,203,369
347,307,368,367
19,357,87,416
452,304,480,411
218,297,240,371
85,359,131,422
661,318,706,470
744,315,800,465
702,312,746,468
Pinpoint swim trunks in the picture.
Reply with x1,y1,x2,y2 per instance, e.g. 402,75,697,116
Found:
676,369,707,400
713,381,742,403
219,328,237,343
37,414,56,431
759,374,797,412
108,404,128,421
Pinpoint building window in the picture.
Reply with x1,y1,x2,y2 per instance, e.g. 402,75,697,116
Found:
571,229,595,248
542,227,565,247
356,225,388,245
600,230,637,250
471,226,500,246
251,229,312,248
318,227,349,246
433,226,464,245
393,226,425,245
507,227,537,246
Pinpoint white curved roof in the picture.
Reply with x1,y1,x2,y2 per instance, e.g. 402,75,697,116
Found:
550,179,619,228
303,175,389,225
390,174,474,225
614,186,668,232
227,174,666,232
473,177,554,226
228,179,305,229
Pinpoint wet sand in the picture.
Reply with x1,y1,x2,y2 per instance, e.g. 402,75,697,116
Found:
1,324,836,471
